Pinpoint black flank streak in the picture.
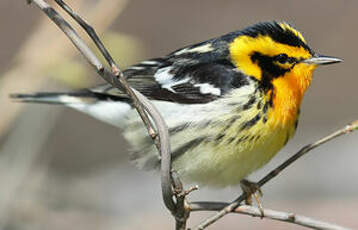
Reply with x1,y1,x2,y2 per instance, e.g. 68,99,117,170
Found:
263,102,269,114
237,136,249,144
215,133,225,142
197,120,213,129
243,97,256,110
240,114,261,131
222,116,239,132
269,91,274,107
227,137,236,144
169,123,188,134
263,116,268,123
172,137,206,160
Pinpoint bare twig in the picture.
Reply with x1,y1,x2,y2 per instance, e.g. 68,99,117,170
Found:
194,120,358,230
131,88,175,213
190,202,353,230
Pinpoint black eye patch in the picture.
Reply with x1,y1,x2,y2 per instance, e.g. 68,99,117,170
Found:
251,52,289,78
274,54,288,64
274,54,297,64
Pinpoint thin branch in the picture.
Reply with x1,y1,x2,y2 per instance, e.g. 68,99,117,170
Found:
131,88,175,213
190,202,353,230
193,120,358,230
27,0,177,214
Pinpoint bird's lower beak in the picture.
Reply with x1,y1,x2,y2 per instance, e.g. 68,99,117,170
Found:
303,54,343,65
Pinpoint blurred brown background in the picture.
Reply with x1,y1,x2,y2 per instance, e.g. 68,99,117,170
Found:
0,0,357,229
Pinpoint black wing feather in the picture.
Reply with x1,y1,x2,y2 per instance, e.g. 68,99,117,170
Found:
92,62,249,104
91,61,249,104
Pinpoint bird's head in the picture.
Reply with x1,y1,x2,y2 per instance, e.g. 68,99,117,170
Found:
229,21,342,94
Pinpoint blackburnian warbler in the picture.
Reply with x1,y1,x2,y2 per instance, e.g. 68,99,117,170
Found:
12,22,342,191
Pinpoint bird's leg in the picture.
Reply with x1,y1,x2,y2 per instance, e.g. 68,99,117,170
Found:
240,179,264,217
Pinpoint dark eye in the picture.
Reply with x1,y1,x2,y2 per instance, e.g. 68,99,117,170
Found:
275,54,288,64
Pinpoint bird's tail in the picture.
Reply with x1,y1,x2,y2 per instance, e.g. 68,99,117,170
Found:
10,91,132,127
10,91,99,105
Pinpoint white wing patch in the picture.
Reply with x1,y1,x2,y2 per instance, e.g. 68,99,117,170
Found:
193,83,221,96
154,66,221,96
154,67,189,93
154,66,173,83
163,78,191,93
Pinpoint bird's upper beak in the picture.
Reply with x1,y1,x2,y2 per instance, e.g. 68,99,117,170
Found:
303,54,343,65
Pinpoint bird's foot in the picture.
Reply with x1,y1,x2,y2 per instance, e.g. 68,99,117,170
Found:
240,179,264,217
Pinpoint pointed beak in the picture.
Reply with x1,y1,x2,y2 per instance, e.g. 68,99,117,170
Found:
303,54,343,65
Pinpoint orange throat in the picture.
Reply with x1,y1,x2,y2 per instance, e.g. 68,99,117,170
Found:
270,64,315,126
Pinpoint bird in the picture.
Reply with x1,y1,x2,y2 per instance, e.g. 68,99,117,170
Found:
11,21,342,196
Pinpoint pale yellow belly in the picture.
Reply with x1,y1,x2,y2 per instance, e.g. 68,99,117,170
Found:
172,112,297,187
